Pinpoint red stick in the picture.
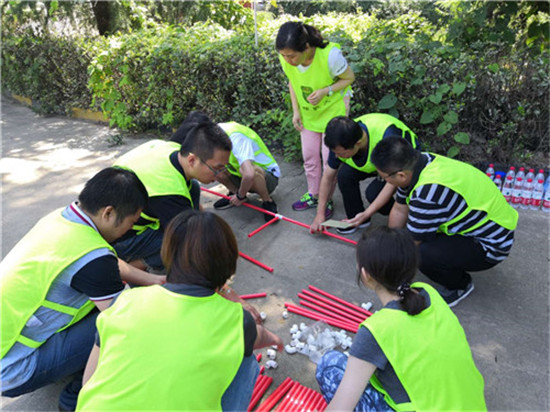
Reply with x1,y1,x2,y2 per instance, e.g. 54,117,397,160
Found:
275,382,300,412
295,386,314,412
259,365,265,375
301,290,367,323
309,285,373,317
202,187,357,246
299,388,316,412
239,251,274,273
248,216,279,238
299,292,365,323
313,394,327,412
285,303,358,333
256,377,294,412
240,292,267,300
299,299,360,326
248,375,273,411
256,353,262,362
288,385,308,412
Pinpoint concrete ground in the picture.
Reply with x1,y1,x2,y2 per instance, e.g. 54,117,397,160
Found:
1,98,549,411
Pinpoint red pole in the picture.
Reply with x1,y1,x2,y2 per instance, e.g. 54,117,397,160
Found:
288,385,307,411
285,303,358,333
299,299,360,326
240,292,267,300
309,285,373,317
301,290,367,322
259,365,265,375
248,375,273,411
248,216,279,238
299,388,316,412
239,251,274,273
256,353,262,362
299,292,366,323
275,382,300,412
256,377,294,412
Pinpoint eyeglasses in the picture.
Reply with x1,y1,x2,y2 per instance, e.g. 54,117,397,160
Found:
376,169,402,182
192,153,229,176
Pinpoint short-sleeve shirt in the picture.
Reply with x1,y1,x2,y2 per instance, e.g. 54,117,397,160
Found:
228,132,281,178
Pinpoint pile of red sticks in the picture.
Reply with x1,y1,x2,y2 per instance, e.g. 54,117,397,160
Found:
254,377,327,412
285,285,373,333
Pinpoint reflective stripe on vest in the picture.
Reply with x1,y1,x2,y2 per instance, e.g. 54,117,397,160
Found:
114,140,192,232
407,154,518,234
0,209,113,358
362,282,486,411
219,122,277,178
279,43,350,133
340,113,419,174
76,286,244,411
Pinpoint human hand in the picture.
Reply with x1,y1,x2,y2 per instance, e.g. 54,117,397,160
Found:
229,194,247,207
292,112,304,131
309,214,327,234
307,88,328,106
242,301,263,325
149,275,167,285
343,212,367,228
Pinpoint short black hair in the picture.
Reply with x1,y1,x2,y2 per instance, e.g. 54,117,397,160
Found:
170,111,212,145
79,167,148,224
180,122,232,161
371,137,419,173
324,116,363,150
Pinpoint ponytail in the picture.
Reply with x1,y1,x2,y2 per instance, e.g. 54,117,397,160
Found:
396,282,426,316
276,21,328,52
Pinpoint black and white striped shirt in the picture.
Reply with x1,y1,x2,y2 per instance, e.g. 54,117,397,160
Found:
396,154,515,263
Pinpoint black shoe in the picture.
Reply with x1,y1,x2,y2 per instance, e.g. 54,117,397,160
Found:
336,220,371,235
214,193,234,210
262,200,278,222
440,282,475,308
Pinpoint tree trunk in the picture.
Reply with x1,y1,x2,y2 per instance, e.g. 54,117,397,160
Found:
90,0,119,36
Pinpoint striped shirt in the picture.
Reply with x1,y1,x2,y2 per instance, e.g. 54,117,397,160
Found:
396,153,515,263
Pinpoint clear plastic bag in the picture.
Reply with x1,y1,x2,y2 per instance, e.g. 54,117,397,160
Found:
298,321,338,364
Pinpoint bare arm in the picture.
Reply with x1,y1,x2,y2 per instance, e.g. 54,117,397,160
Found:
288,83,303,131
326,355,376,411
254,325,283,351
118,258,166,286
82,344,100,386
219,284,262,324
344,183,397,227
388,202,409,229
307,65,356,106
311,166,339,233
230,160,255,207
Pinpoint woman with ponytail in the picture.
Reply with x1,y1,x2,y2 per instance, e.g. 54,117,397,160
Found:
316,226,486,411
276,21,355,217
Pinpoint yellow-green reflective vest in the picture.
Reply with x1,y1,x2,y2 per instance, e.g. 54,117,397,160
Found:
0,209,113,358
279,43,350,133
114,140,192,234
408,154,518,234
219,122,277,178
77,285,244,411
362,282,486,411
340,113,419,174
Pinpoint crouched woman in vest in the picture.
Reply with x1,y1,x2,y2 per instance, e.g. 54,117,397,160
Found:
316,226,486,411
76,210,283,410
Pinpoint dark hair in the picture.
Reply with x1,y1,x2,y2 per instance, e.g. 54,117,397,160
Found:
170,110,212,145
371,136,419,174
324,116,363,150
79,167,148,224
179,121,231,161
356,226,425,315
161,210,238,290
275,21,328,52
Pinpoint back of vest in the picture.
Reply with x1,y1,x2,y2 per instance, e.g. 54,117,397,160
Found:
76,286,244,411
363,282,486,411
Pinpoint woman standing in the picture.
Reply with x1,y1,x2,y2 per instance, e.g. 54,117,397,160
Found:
316,226,486,411
77,210,282,411
276,21,355,217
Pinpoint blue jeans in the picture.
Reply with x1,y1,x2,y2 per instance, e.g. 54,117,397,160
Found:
221,355,259,411
316,350,392,412
2,311,99,410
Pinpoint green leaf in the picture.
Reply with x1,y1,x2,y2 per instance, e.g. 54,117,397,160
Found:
378,94,397,109
452,82,466,96
437,121,452,136
436,84,451,96
454,132,470,145
428,93,442,104
420,109,435,124
411,78,423,86
443,111,458,124
49,1,59,14
488,63,500,73
447,146,460,158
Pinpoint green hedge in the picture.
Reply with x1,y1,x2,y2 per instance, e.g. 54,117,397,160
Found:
2,12,548,165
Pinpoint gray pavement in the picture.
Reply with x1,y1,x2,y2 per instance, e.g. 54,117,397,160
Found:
1,98,549,411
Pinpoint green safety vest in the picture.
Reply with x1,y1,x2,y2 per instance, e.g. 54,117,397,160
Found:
114,140,192,234
279,43,350,133
362,282,486,411
219,122,277,178
408,154,518,234
0,209,114,358
76,285,244,411
340,113,419,174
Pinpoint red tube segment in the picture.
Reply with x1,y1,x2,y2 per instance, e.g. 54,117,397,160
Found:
284,303,358,333
299,300,360,326
240,292,267,300
248,375,273,411
256,377,294,412
308,285,372,317
299,291,366,324
248,216,279,238
239,251,274,273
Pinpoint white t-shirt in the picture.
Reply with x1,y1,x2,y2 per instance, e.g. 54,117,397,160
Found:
297,47,351,96
229,133,281,178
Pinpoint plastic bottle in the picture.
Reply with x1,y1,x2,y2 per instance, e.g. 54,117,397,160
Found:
543,183,550,213
544,175,550,193
515,167,525,184
520,178,533,209
505,166,516,182
525,168,535,182
485,163,495,181
493,174,503,191
530,179,544,211
511,177,524,208
502,176,514,203
535,169,545,183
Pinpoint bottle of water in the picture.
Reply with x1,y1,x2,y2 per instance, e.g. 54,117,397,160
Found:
543,183,550,213
544,175,550,193
485,163,495,181
515,167,526,184
520,178,533,209
530,179,544,211
535,169,545,183
502,176,514,203
511,177,524,208
493,174,503,191
525,168,535,182
505,166,516,182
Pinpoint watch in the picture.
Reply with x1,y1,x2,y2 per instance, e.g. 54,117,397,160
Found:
327,85,334,96
236,192,246,200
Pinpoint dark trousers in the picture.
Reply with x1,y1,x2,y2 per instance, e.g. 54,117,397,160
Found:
419,234,497,290
337,164,394,219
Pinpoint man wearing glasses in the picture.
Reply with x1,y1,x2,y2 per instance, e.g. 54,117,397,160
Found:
371,137,518,307
310,114,419,235
112,120,231,271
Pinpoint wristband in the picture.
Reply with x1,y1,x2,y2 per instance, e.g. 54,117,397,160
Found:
236,192,246,200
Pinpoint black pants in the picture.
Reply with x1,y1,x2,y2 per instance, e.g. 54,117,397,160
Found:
419,234,497,290
337,164,394,219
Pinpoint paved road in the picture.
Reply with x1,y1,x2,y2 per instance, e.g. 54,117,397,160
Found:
1,98,549,411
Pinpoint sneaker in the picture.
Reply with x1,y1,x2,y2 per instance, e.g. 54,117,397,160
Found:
336,220,371,235
325,200,334,220
440,282,475,308
292,192,318,211
262,200,278,222
214,193,234,210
